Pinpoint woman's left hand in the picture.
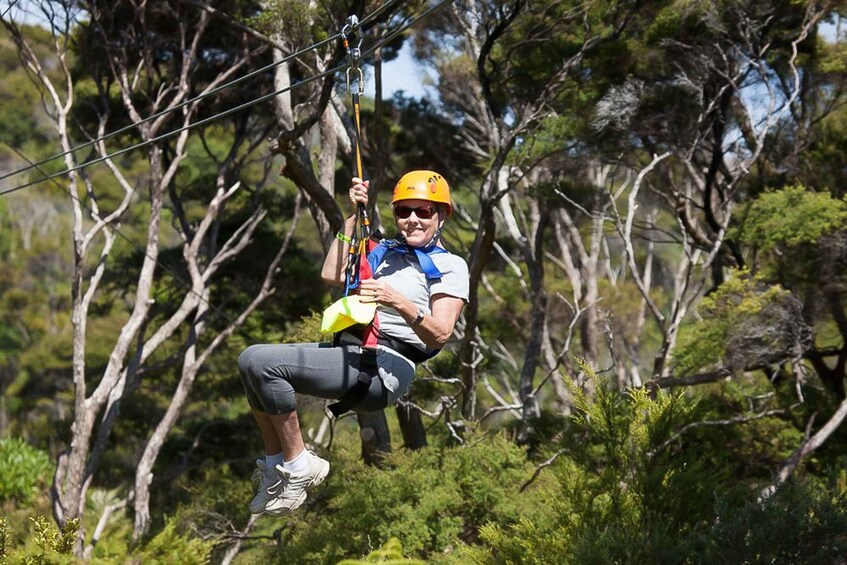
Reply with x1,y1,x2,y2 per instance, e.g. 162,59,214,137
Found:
357,278,402,308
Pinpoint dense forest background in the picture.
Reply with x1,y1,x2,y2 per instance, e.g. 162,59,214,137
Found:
1,0,847,562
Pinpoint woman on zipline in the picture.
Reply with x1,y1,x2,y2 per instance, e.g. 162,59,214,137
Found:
237,170,469,516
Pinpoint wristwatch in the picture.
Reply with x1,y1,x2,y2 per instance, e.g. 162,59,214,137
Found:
411,307,425,326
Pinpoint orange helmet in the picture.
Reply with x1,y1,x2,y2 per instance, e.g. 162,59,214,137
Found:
391,170,452,216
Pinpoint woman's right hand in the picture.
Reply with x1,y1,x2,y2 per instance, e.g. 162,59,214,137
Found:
348,177,369,214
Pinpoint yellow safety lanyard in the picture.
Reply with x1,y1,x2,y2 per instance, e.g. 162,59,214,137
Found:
341,15,372,296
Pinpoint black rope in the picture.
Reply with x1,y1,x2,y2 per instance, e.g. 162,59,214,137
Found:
1,139,265,343
0,0,453,338
0,0,452,197
0,0,400,184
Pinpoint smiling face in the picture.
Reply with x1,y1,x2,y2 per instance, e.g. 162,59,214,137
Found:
393,199,443,247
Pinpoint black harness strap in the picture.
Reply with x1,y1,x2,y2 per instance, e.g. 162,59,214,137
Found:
328,327,440,416
328,348,378,417
329,14,375,418
329,16,444,416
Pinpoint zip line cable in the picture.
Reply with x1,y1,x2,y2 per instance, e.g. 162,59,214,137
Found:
0,0,20,20
0,62,344,197
0,0,400,185
0,0,451,339
0,37,338,183
1,138,264,343
0,0,451,198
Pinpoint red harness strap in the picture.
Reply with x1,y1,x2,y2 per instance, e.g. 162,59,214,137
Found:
359,239,379,348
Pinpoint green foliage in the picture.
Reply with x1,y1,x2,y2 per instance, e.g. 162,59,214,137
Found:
0,28,53,150
168,461,255,545
460,364,719,563
0,438,52,505
734,185,847,249
132,516,214,565
261,435,552,563
684,377,806,481
5,516,79,565
28,516,77,558
337,537,426,564
247,0,325,45
695,480,847,562
0,517,9,560
284,311,326,344
672,271,805,375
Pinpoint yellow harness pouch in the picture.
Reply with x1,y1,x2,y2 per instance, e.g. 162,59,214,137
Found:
320,295,377,334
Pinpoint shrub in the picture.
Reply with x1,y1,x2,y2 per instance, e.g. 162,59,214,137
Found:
337,537,425,564
673,271,811,376
733,185,847,249
0,437,52,506
694,480,847,563
2,516,78,565
0,517,10,559
263,434,552,563
133,516,214,565
457,364,721,563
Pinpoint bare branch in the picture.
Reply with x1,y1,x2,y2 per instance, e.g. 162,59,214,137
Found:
761,396,847,500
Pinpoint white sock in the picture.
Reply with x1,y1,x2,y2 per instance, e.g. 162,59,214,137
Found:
283,449,310,475
265,452,284,468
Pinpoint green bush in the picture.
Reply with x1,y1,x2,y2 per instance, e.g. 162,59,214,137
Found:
337,537,425,564
133,516,215,565
0,437,52,505
455,365,720,564
672,270,804,376
733,185,847,249
443,366,847,564
695,481,847,563
0,517,10,560
1,516,78,565
258,434,552,563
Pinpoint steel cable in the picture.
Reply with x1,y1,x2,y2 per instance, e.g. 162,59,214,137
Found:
0,0,401,184
0,0,451,197
0,0,452,335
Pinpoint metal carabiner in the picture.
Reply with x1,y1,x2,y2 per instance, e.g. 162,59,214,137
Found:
341,14,364,94
341,15,363,57
346,66,365,95
341,15,358,40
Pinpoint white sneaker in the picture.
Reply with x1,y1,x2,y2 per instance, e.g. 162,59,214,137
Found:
265,451,330,516
249,459,283,514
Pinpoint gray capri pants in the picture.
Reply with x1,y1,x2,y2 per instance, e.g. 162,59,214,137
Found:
237,342,416,415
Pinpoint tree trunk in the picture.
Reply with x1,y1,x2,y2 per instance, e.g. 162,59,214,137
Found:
396,399,427,450
133,320,205,539
357,411,391,466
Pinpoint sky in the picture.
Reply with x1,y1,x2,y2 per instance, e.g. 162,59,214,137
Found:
364,43,438,101
7,1,436,102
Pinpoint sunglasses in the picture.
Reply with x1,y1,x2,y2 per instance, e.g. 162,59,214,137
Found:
393,205,437,220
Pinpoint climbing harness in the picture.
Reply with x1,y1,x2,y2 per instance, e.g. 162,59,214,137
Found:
325,14,381,417
323,17,452,416
340,14,374,298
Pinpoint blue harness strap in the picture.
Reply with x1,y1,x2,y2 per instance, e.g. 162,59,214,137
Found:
328,237,445,417
367,237,446,279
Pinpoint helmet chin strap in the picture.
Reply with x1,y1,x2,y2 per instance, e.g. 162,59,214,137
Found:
399,222,444,249
423,222,445,249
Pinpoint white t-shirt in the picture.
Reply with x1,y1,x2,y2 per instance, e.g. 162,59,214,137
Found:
372,246,469,353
